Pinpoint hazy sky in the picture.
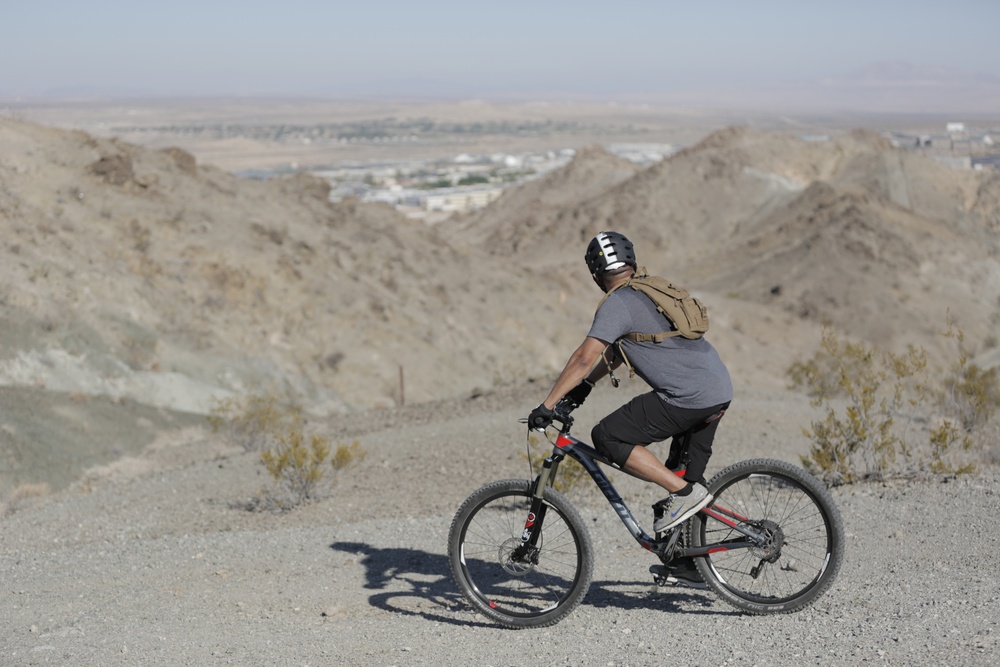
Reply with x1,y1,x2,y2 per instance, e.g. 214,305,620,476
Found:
2,0,998,98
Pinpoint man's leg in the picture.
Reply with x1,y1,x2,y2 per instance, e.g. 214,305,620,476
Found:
623,445,688,493
591,392,693,494
681,402,729,483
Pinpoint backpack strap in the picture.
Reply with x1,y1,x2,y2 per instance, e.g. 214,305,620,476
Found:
595,268,657,383
593,267,681,348
622,330,681,343
594,270,641,385
593,273,632,313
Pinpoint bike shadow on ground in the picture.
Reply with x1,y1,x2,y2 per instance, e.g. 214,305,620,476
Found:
329,541,738,627
330,541,491,627
583,579,734,617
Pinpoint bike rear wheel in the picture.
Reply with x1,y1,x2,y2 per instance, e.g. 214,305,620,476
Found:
688,458,844,614
448,479,593,628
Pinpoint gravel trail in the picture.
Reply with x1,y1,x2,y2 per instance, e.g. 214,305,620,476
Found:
1,385,997,666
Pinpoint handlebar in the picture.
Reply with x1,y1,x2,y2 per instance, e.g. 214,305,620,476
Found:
520,397,577,433
553,397,577,428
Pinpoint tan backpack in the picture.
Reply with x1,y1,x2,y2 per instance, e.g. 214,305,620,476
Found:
597,268,709,342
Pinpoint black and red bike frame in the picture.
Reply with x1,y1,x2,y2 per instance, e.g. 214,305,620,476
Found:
517,418,768,566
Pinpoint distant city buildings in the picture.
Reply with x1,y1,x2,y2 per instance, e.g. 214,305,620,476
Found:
886,120,1000,171
306,124,1000,223
311,144,676,220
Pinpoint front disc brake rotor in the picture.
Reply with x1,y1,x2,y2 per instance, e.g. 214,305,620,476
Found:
498,538,536,575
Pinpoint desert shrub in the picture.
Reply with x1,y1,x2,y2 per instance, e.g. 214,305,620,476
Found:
939,325,1000,431
524,433,589,493
208,392,301,452
787,332,878,402
210,391,366,510
927,419,975,476
261,429,331,505
790,328,982,486
258,433,366,510
331,440,367,471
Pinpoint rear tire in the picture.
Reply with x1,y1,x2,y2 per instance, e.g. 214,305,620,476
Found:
687,459,844,614
448,479,593,628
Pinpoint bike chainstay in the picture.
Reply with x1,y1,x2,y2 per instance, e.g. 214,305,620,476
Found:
677,502,770,559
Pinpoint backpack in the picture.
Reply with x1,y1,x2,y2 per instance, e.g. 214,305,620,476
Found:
597,268,709,342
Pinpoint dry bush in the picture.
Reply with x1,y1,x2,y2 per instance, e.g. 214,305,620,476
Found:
939,325,1000,431
208,392,300,452
524,433,589,493
211,391,365,510
789,328,986,486
261,430,331,505
257,434,366,511
331,441,367,471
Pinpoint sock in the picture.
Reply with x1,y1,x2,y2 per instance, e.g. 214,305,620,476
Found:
675,482,693,497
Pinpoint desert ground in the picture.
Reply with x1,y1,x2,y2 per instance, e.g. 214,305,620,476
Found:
1,384,998,665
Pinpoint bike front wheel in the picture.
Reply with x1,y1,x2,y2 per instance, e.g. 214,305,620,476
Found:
688,458,845,614
448,479,594,628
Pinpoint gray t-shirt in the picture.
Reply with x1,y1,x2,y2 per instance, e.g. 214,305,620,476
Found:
588,287,733,409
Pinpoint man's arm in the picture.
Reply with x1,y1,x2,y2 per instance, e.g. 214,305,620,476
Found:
541,336,610,409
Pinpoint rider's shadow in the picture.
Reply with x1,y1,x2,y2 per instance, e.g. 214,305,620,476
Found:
330,541,733,626
584,578,722,615
330,541,491,627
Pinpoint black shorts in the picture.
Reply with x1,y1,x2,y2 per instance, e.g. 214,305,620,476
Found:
591,392,729,483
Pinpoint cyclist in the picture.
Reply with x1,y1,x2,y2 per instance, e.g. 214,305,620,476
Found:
528,231,733,536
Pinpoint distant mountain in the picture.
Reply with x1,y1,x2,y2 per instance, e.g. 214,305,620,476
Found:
830,61,1000,86
4,113,1000,494
451,125,1000,358
637,61,1000,113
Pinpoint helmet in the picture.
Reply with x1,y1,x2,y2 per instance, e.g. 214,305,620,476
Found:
585,231,636,278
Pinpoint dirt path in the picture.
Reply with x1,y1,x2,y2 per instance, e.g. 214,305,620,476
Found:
1,384,996,665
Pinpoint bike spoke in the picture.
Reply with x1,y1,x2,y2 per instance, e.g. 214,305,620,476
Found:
457,491,584,617
695,467,837,606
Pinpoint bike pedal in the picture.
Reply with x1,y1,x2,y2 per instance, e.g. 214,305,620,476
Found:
649,564,675,587
649,564,709,590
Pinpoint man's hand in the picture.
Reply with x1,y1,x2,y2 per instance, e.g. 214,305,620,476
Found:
527,403,556,431
564,380,593,408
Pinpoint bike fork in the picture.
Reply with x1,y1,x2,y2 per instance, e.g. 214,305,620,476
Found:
513,454,561,563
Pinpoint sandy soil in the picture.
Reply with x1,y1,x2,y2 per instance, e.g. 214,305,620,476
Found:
1,382,997,666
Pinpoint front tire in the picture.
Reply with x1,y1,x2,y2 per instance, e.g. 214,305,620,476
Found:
688,459,845,614
448,479,594,628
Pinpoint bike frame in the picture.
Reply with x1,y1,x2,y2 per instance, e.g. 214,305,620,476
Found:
520,421,768,564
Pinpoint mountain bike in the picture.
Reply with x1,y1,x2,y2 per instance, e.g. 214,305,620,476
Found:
447,402,845,628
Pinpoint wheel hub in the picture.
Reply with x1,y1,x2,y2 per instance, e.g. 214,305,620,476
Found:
750,519,785,562
499,538,537,576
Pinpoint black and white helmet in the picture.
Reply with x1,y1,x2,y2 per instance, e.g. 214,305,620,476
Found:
585,231,636,279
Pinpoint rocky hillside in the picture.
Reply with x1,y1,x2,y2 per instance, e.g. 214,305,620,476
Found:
444,144,641,252
446,126,1000,361
0,116,598,490
2,116,999,492
0,116,596,414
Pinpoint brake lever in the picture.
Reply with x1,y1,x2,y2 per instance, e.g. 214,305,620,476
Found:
553,398,576,429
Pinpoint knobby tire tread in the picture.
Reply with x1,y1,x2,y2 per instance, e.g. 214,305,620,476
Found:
447,479,594,629
687,458,845,615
